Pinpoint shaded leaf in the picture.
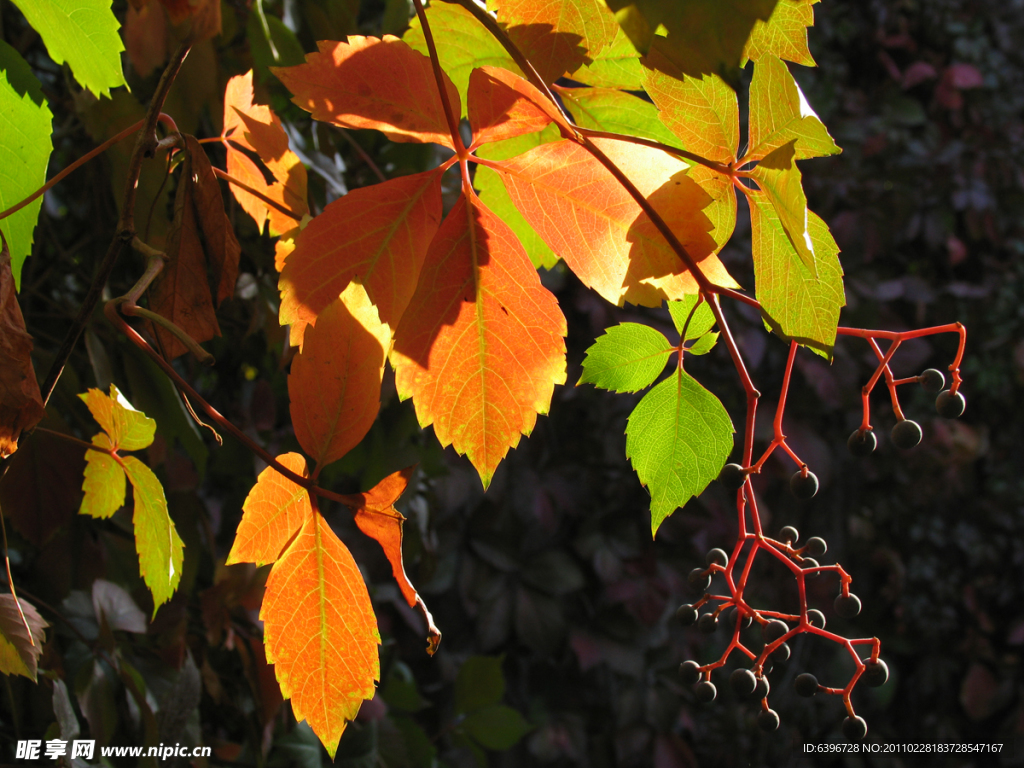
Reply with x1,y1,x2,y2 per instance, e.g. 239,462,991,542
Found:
228,452,311,567
568,25,643,89
80,433,124,519
391,192,567,488
461,703,532,750
0,594,47,681
273,36,460,148
468,66,569,148
184,136,240,306
559,86,680,146
579,324,672,393
743,0,817,66
625,368,734,535
124,2,167,78
79,384,156,451
749,141,815,272
91,578,147,634
52,678,80,740
454,656,505,715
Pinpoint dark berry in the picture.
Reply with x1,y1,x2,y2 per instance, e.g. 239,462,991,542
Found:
695,680,717,703
790,470,819,499
706,548,729,567
779,526,799,544
805,537,827,558
719,462,747,490
675,604,698,625
730,668,757,697
679,660,702,685
834,593,862,618
842,715,868,741
757,709,780,732
891,419,923,449
936,389,966,418
724,606,752,630
847,428,877,457
761,657,774,676
772,642,791,663
801,557,820,575
752,676,770,700
763,620,789,643
862,659,889,687
919,368,945,393
688,567,711,593
794,672,819,697
698,612,719,634
807,609,826,629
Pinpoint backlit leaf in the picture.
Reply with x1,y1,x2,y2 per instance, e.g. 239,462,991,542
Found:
10,0,127,97
667,294,717,339
122,455,183,614
568,26,643,89
579,324,672,393
749,141,815,272
626,367,734,535
289,285,389,471
352,468,415,604
273,36,460,148
79,384,156,451
468,67,562,148
558,86,680,146
80,433,124,519
228,452,311,567
261,507,380,758
0,594,47,681
279,168,443,345
0,42,52,289
391,192,567,488
686,331,719,355
685,164,737,256
743,0,817,66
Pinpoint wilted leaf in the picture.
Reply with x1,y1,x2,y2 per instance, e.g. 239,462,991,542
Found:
228,452,312,567
0,594,47,681
579,324,672,393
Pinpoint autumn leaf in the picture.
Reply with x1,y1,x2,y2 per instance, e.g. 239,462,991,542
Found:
579,324,672,393
567,26,643,89
79,384,156,451
80,433,125,519
391,191,567,488
227,453,311,567
467,67,564,148
749,141,816,272
743,0,818,66
273,36,461,149
557,86,680,147
0,594,47,681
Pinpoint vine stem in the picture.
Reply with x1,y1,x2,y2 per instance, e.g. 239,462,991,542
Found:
0,469,34,646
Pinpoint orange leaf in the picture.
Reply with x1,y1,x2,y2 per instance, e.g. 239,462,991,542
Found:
273,36,460,149
185,136,241,306
261,505,379,758
391,192,566,488
0,234,44,458
279,168,443,344
494,137,737,306
289,285,390,471
124,2,168,79
467,66,566,148
227,453,312,567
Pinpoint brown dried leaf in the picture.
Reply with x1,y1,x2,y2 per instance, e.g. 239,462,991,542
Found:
184,136,240,305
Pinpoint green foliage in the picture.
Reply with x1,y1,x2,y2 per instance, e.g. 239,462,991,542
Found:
579,323,673,393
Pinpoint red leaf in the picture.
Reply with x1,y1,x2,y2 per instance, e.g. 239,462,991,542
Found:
124,2,168,79
391,191,567,487
468,66,566,148
273,36,460,149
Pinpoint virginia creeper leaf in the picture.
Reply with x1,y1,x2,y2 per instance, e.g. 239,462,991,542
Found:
748,198,844,357
80,433,124,519
122,455,183,614
745,54,839,162
749,141,816,272
667,294,717,339
578,324,672,393
228,452,311,567
91,579,147,634
496,137,735,307
461,704,532,750
403,2,521,117
261,507,380,758
468,66,570,148
273,36,460,149
0,42,53,289
0,233,44,456
279,168,443,345
391,192,567,488
0,594,47,681
79,383,156,451
567,26,643,89
625,367,734,535
124,2,168,79
454,656,505,714
558,86,680,146
289,285,389,471
743,0,817,66
10,0,128,97
686,331,719,355
685,164,737,256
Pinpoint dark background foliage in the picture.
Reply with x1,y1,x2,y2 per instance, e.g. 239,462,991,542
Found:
1,0,1022,766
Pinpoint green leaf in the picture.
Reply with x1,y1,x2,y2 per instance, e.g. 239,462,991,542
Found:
9,0,127,97
749,141,816,273
0,594,47,681
122,456,183,614
80,433,125,519
0,41,53,289
559,87,681,146
667,295,716,339
568,26,643,89
391,716,437,766
79,384,156,451
686,331,719,355
454,656,505,715
748,199,844,358
626,368,734,535
743,0,817,66
579,323,673,393
746,54,839,162
461,704,532,750
247,9,307,76
644,64,738,164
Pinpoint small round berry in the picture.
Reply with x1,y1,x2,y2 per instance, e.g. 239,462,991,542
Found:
730,668,757,697
834,593,862,619
842,715,868,741
757,709,781,732
919,368,945,393
688,567,711,593
862,659,889,687
936,389,966,418
779,525,799,544
794,672,819,697
719,462,747,490
679,660,702,685
675,604,698,626
772,642,791,663
698,612,719,634
695,680,717,703
724,606,752,630
847,428,877,457
805,537,827,558
761,657,774,676
706,548,729,567
763,620,789,643
801,557,820,575
807,609,826,629
891,419,923,450
790,470,819,500
752,676,770,700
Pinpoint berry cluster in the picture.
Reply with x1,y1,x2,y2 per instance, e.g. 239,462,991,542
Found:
676,325,966,741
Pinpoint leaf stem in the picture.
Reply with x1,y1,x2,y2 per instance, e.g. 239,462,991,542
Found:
571,125,733,176
0,470,34,647
411,0,467,157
